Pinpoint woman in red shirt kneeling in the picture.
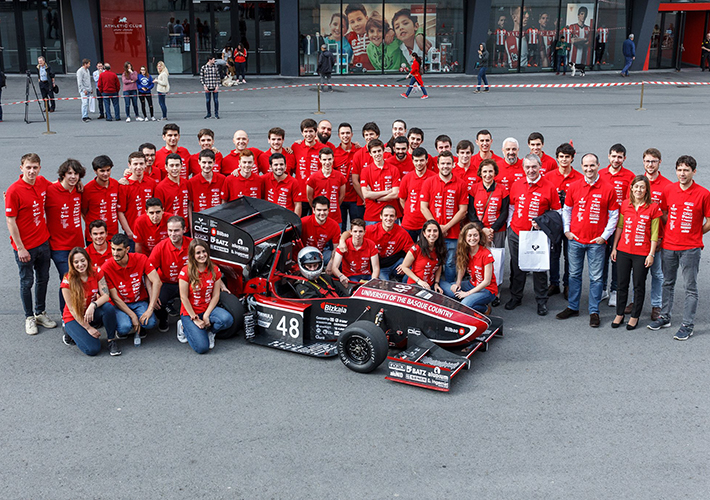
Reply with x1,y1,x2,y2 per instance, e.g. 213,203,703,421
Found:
611,175,661,330
450,223,497,313
178,239,234,353
400,219,448,295
61,247,120,356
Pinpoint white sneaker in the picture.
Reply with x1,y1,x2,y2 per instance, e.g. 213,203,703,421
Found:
25,316,38,335
608,291,617,307
208,331,216,350
126,117,131,122
136,117,144,122
601,289,609,301
176,319,188,343
151,116,157,121
34,311,57,328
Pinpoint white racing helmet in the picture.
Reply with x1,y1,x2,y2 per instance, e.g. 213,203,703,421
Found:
298,246,323,280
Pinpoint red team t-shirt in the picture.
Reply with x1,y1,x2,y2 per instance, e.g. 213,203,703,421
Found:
154,177,190,221
117,177,156,230
220,147,264,176
5,175,51,251
365,223,414,259
496,159,525,192
188,151,223,176
419,175,468,240
85,243,111,270
60,268,104,324
132,212,174,255
81,178,119,240
179,265,222,315
149,236,192,284
300,215,341,251
335,144,362,203
564,178,620,244
407,244,440,286
544,167,584,201
360,163,402,221
469,182,509,232
291,141,326,194
102,253,155,303
307,170,346,223
467,246,498,295
617,201,662,255
599,166,636,206
187,173,226,212
385,155,415,179
661,182,710,251
155,146,191,179
256,150,296,175
509,176,561,234
336,238,378,277
221,172,264,201
453,163,480,193
398,170,436,231
45,182,84,251
263,174,302,211
647,174,672,240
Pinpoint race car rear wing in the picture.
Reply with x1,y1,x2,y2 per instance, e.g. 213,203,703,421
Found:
193,197,302,267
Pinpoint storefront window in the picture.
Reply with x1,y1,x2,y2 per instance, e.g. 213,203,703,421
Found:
299,0,464,75
0,3,20,72
591,0,626,70
487,0,524,73
518,0,560,71
144,0,192,74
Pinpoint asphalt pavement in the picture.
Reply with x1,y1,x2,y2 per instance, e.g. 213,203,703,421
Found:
1,69,709,499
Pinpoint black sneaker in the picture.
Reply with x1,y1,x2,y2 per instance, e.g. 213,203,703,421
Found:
109,340,122,356
158,317,169,333
62,333,76,346
647,315,671,331
115,332,128,340
165,302,179,317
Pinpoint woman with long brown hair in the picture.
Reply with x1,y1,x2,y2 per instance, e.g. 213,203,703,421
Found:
61,247,120,356
610,175,661,329
122,61,139,122
450,222,497,313
178,239,233,353
400,219,448,295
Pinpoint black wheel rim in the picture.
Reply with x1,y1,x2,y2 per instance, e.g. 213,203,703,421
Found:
345,335,371,364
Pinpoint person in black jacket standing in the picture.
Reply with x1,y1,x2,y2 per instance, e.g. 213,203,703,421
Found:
317,44,336,92
37,56,56,112
474,43,490,93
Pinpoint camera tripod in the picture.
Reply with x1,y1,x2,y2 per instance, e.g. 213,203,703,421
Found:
24,71,46,124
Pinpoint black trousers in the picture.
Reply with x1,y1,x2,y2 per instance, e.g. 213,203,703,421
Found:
39,81,55,111
616,250,649,318
508,228,548,305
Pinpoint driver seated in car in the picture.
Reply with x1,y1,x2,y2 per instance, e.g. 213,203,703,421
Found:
295,246,349,299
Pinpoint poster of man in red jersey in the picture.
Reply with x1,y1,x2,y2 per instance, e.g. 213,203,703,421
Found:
565,3,594,67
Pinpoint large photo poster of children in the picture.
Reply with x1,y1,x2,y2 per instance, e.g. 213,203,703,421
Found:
316,3,438,73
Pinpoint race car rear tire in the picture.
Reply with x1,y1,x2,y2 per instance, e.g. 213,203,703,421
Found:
338,321,388,373
216,293,245,339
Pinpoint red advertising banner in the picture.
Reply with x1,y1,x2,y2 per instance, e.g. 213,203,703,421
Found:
100,0,147,69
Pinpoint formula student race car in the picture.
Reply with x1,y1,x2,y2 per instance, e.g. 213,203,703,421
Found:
193,198,503,392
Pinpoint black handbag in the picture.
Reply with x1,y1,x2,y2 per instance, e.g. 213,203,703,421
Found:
52,84,59,94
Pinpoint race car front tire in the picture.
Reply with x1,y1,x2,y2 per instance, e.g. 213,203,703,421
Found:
338,321,388,373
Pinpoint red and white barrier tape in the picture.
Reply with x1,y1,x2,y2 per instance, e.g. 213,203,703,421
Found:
1,80,708,107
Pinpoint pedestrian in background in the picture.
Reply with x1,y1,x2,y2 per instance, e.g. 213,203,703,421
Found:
97,63,121,121
700,32,710,71
400,53,428,99
621,34,635,77
199,55,220,119
76,58,92,122
156,61,170,120
122,61,139,122
474,43,489,93
36,56,56,112
93,62,105,119
317,44,335,92
137,66,156,121
234,43,247,84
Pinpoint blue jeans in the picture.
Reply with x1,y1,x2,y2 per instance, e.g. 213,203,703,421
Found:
104,93,120,120
379,257,404,281
95,89,105,115
661,248,700,328
158,92,167,118
340,202,364,232
80,91,90,119
51,249,71,314
568,240,605,314
649,250,663,308
406,229,421,242
205,90,219,116
14,240,51,318
405,77,427,97
622,56,633,76
444,238,457,283
404,276,455,298
123,90,139,117
459,281,495,313
557,55,567,73
476,66,488,90
115,300,158,335
181,307,233,354
65,303,118,356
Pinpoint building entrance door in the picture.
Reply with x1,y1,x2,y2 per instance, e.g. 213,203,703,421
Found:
236,0,278,74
